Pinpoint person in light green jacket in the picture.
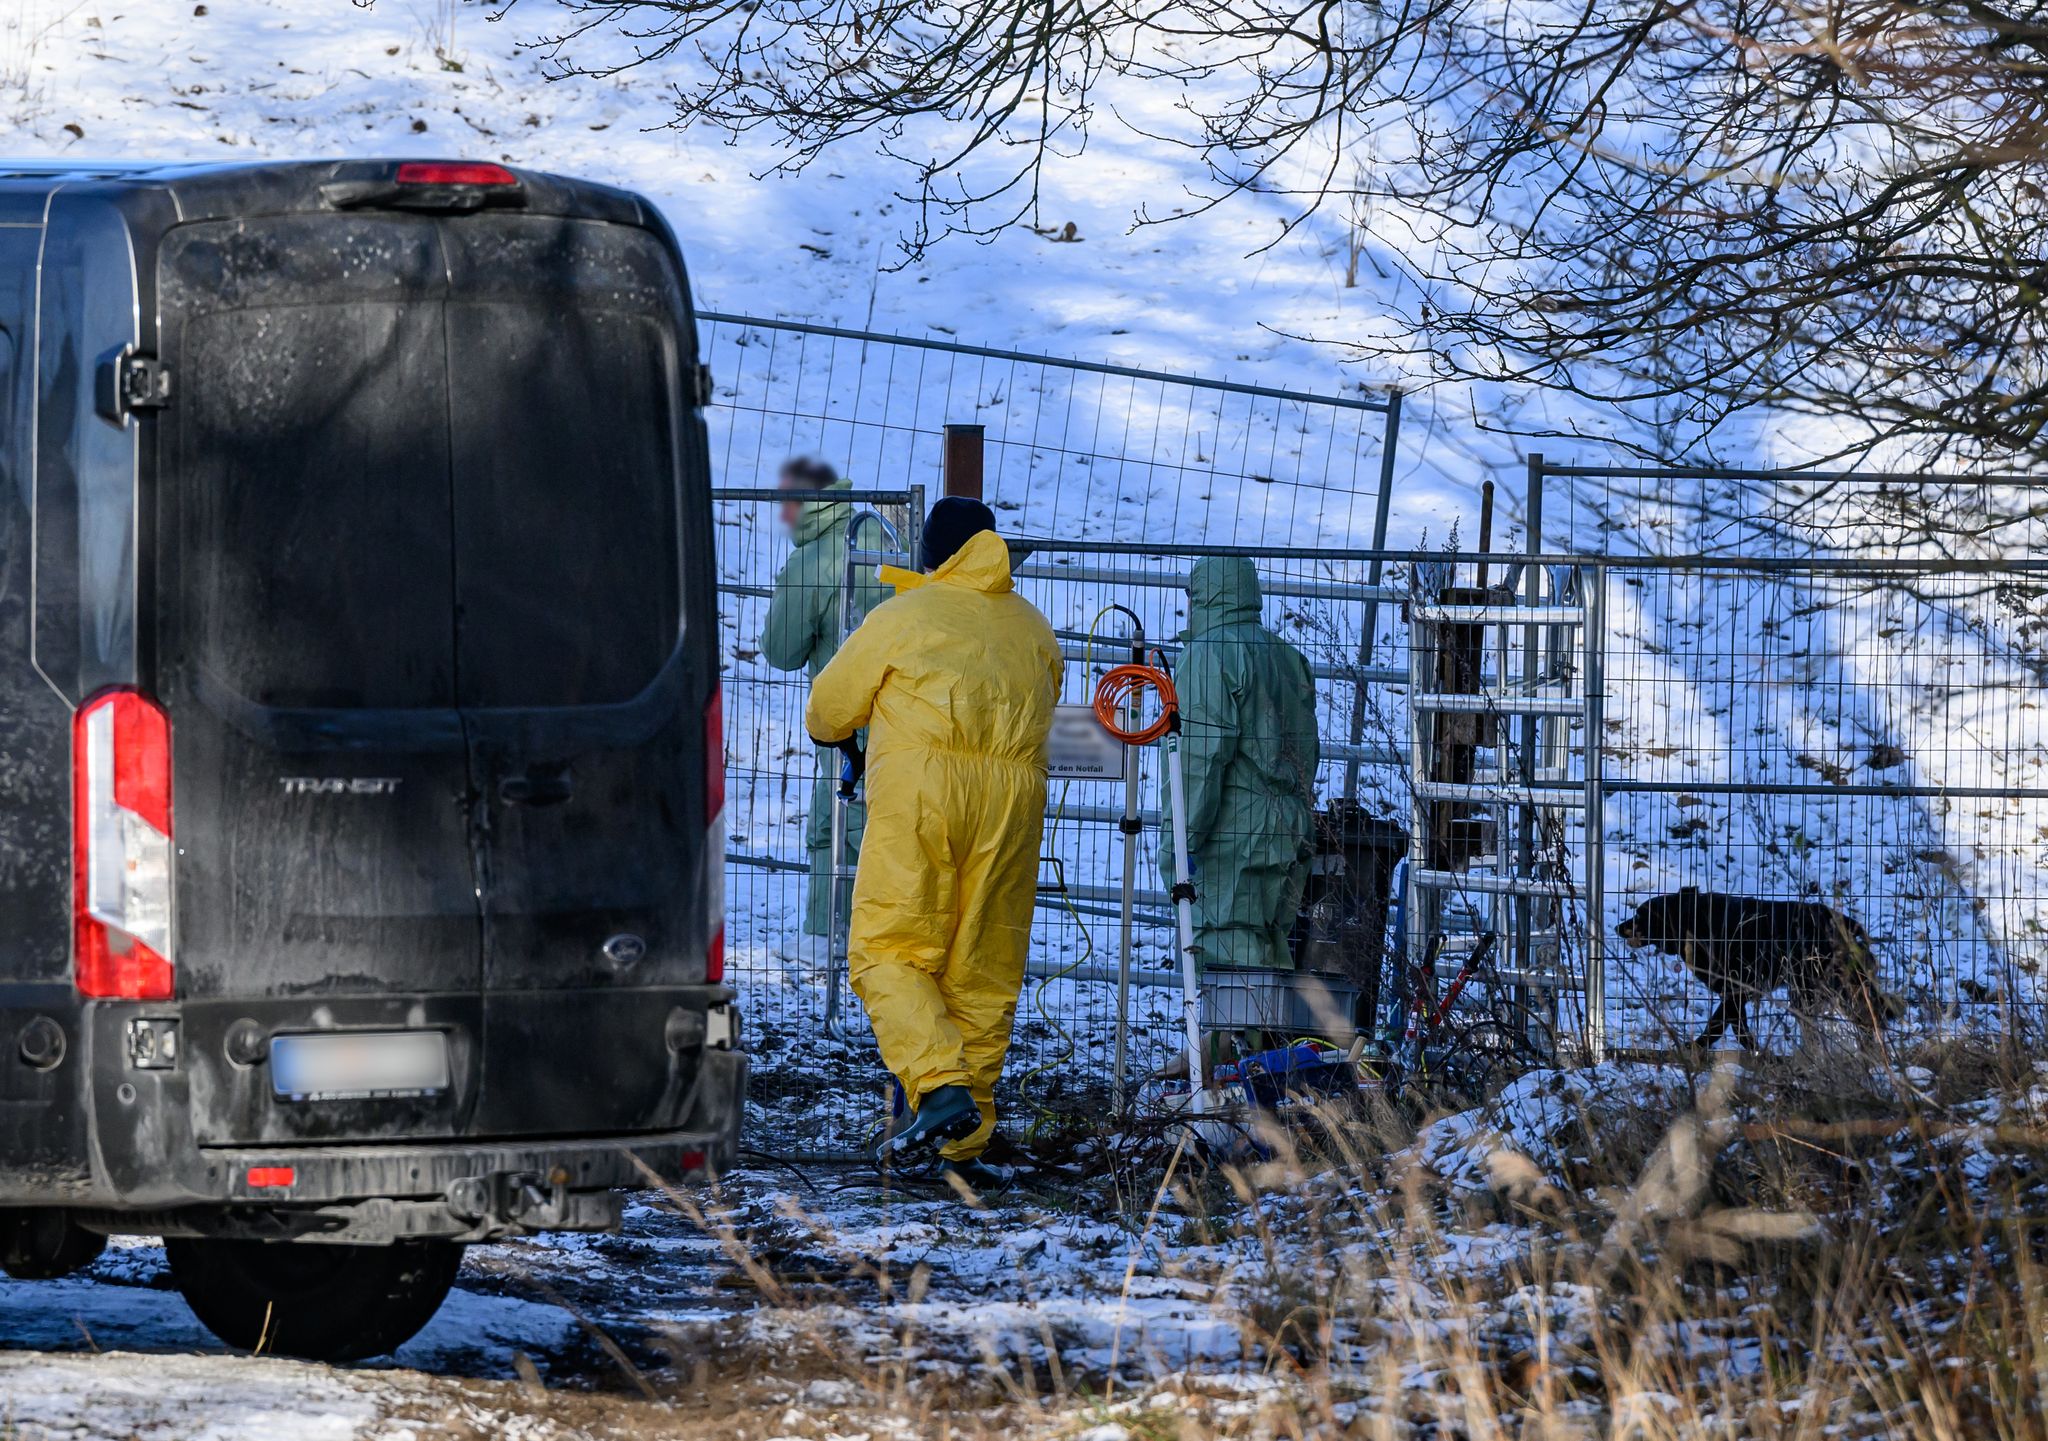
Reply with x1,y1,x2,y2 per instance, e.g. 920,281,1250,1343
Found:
761,460,884,936
1161,557,1321,969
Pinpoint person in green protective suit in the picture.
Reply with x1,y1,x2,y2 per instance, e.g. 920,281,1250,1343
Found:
1163,556,1321,969
760,459,884,937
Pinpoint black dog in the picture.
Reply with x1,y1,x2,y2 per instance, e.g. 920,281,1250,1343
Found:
1616,887,1902,1048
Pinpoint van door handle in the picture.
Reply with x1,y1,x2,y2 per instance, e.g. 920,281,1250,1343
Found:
499,764,573,807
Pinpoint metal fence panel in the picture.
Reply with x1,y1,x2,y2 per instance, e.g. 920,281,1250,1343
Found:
708,329,2048,1156
1588,558,2048,1052
725,535,2048,1155
723,523,1416,1158
699,313,1400,549
705,315,1408,1157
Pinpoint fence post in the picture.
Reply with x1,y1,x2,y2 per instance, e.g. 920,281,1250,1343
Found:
824,511,887,1045
1403,572,1431,1023
1582,562,1607,1063
1345,389,1403,800
1515,454,1544,1008
944,423,985,500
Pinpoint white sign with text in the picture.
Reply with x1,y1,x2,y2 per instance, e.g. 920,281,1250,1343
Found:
1045,704,1129,782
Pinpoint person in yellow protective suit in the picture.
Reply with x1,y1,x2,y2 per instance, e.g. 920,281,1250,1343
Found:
804,497,1062,1181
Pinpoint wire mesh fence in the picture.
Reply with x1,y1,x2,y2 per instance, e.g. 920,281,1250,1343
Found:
698,312,1402,550
1590,556,2048,1053
723,522,1422,1156
723,534,2048,1155
705,315,1408,1156
706,328,2048,1155
1373,545,2048,1063
1382,544,2048,1061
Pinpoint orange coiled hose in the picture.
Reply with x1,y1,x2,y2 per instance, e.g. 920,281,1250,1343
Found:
1093,663,1177,745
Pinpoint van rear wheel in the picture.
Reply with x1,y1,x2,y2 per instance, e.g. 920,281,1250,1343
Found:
166,1236,463,1362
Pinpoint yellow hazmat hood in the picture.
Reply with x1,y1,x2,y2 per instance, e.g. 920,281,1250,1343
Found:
880,528,1015,595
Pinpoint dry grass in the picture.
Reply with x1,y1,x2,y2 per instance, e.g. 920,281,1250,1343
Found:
578,1039,2048,1439
1190,1038,2048,1440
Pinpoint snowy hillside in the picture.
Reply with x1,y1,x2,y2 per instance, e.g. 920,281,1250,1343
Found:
12,0,2009,505
3,0,1505,505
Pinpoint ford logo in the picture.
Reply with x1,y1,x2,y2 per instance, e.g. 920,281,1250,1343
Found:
600,933,647,972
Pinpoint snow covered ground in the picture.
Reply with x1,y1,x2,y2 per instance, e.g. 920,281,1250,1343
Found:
6,1057,2046,1438
0,1164,1261,1438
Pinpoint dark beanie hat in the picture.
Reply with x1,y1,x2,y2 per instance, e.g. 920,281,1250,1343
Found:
921,495,997,571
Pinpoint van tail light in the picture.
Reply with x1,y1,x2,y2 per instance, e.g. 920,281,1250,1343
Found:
705,688,726,985
394,161,518,187
322,162,523,211
705,686,726,821
73,689,175,1001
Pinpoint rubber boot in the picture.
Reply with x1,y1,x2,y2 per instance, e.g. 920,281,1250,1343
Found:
870,1085,980,1165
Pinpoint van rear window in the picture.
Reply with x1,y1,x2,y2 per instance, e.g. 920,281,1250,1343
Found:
446,301,679,709
177,299,457,710
166,216,684,713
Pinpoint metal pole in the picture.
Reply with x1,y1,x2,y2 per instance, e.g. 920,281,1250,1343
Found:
1345,389,1403,799
1583,563,1608,1063
1404,588,1431,1021
820,493,918,1043
1163,730,1206,1116
1114,637,1143,1114
825,777,852,1042
1100,615,1149,1111
1516,455,1544,1039
822,514,871,1043
713,488,914,504
1493,609,1512,972
943,424,985,500
843,510,903,622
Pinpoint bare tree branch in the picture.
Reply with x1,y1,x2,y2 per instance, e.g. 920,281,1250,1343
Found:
517,0,2048,482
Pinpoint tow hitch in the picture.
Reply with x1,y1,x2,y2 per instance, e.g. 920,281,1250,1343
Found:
445,1168,614,1235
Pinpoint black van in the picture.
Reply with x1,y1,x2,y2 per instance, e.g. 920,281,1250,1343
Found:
0,160,742,1360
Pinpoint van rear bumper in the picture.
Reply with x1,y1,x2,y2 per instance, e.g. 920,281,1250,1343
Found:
70,1047,747,1245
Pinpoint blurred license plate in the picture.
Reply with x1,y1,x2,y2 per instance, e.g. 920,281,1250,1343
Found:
270,1030,450,1101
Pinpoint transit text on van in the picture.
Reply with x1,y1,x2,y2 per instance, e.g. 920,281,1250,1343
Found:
279,777,404,796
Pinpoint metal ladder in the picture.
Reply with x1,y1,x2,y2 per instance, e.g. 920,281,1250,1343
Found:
1403,561,1607,1061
